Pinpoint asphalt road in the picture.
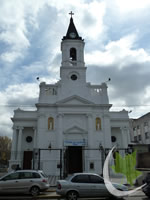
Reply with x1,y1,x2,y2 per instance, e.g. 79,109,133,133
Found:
0,196,149,200
0,191,149,200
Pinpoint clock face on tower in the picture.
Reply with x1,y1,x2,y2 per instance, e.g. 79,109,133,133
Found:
71,74,77,80
69,32,76,38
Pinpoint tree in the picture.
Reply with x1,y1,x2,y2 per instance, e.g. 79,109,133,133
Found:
0,136,12,167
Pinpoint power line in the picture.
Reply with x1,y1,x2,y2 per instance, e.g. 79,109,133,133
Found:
0,104,36,108
0,104,150,108
112,105,150,107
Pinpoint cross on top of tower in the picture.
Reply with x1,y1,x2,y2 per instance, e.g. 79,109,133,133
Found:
63,11,83,41
69,11,74,18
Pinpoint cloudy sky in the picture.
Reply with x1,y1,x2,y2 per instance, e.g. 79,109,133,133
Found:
1,0,150,138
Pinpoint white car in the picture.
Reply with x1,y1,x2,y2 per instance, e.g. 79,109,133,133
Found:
0,170,50,196
56,173,128,200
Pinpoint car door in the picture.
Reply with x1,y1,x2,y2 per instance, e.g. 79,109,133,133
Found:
0,172,20,193
89,174,110,197
71,174,92,197
18,172,35,192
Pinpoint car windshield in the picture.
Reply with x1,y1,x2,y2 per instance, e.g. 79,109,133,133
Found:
40,172,48,178
2,172,19,181
65,174,73,180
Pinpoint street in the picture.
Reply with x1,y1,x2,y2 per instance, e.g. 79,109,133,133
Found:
0,191,149,200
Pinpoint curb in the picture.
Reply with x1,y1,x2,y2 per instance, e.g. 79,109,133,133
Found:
37,192,61,199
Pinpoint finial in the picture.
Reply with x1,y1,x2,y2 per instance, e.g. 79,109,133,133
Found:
69,11,74,18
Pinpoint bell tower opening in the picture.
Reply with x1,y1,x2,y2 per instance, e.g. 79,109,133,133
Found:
70,48,77,61
60,13,86,83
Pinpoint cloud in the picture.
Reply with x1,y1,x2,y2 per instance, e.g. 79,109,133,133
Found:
87,61,150,118
1,0,150,138
85,33,150,67
0,82,39,137
114,0,150,13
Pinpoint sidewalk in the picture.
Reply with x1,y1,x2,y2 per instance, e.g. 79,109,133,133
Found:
37,187,61,199
37,187,146,199
37,192,61,199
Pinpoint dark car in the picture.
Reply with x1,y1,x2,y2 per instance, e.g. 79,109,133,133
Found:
56,173,128,200
0,170,50,196
142,173,150,198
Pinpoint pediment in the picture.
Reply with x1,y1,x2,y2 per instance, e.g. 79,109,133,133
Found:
56,95,94,105
64,125,87,134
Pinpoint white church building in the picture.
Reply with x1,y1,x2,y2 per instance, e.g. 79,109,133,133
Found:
9,14,130,176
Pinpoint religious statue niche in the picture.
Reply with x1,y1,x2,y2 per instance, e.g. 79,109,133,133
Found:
96,117,101,131
70,48,77,61
48,117,54,130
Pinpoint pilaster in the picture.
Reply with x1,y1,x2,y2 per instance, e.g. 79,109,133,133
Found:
33,127,37,149
103,113,111,148
11,126,17,160
17,127,23,160
120,127,128,148
57,113,64,148
87,114,93,148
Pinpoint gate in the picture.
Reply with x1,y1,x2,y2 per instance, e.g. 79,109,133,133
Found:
33,147,133,179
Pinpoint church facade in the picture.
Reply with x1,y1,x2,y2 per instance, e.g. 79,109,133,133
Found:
9,15,130,176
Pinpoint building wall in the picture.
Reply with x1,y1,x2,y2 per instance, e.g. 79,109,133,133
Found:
9,16,130,175
130,113,150,144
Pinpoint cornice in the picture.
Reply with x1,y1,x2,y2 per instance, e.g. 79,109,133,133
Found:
36,103,112,108
11,117,37,122
60,66,87,70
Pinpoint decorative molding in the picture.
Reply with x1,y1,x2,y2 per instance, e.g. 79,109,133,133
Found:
11,118,37,122
57,113,64,118
103,114,110,118
63,125,87,134
86,113,93,118
56,95,94,105
36,103,112,108
37,113,46,118
17,126,24,130
120,126,128,131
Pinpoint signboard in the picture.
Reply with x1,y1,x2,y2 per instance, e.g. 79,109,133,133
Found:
64,139,87,146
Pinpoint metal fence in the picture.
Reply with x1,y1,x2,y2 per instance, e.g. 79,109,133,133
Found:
32,147,133,179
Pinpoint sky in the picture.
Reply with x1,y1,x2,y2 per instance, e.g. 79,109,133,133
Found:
1,0,150,138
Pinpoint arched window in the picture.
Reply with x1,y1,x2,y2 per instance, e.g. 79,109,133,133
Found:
70,48,77,61
96,117,101,131
48,117,54,130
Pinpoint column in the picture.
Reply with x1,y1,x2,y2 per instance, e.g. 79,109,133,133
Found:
87,114,93,149
56,114,63,175
127,128,131,144
103,113,111,148
120,127,128,148
11,126,17,160
57,114,63,149
36,113,45,148
17,127,23,160
33,127,37,149
87,113,94,170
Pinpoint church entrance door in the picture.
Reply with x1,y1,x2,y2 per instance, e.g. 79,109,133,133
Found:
23,151,33,169
66,146,83,174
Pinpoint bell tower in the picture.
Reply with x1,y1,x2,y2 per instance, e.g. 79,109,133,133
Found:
60,12,86,84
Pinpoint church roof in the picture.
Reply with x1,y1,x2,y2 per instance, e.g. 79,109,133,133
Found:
62,13,83,40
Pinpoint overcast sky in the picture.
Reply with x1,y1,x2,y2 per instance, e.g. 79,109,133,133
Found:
1,0,150,138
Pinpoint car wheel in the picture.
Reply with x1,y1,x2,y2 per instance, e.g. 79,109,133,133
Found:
145,193,150,198
67,191,78,200
109,196,124,200
30,186,40,196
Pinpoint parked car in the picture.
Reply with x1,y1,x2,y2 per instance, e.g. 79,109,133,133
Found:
0,170,50,196
56,173,128,200
142,173,150,198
